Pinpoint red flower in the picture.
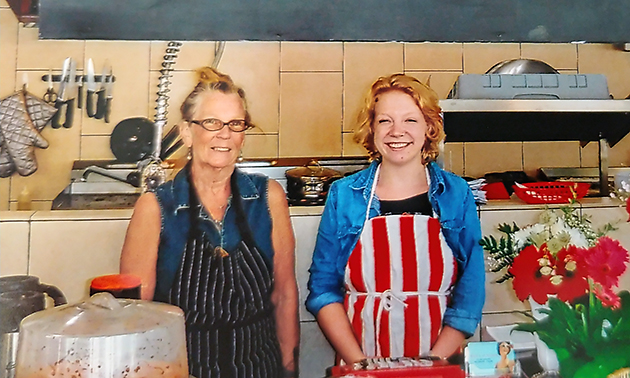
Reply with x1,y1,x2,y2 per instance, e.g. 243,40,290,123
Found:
509,245,556,304
581,237,629,289
553,245,589,302
593,284,622,309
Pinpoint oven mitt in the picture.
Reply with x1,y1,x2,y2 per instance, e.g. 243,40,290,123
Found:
0,90,57,177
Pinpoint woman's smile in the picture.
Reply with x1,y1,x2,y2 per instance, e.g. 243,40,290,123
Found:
385,141,413,150
373,90,427,165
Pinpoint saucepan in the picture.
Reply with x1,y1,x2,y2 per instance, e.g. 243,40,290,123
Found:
285,161,343,205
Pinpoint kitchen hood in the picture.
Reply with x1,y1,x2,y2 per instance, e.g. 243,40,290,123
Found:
440,72,630,196
36,0,630,42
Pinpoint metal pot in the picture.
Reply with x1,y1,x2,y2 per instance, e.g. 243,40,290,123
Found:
285,162,342,205
485,59,559,74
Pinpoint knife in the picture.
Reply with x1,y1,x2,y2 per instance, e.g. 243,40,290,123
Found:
76,72,83,109
62,58,77,128
103,67,113,123
94,65,108,120
85,59,97,117
50,58,70,129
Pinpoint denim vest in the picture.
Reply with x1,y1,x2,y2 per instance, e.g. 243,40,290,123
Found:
153,165,273,302
306,161,485,337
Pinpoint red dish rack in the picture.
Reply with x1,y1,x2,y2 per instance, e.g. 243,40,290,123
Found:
512,182,590,204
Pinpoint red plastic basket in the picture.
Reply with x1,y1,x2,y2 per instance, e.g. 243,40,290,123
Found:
512,182,590,204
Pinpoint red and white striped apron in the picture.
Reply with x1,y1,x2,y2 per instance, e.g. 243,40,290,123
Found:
344,166,457,358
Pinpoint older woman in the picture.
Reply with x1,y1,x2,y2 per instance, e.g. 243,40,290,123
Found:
120,67,299,378
306,73,485,365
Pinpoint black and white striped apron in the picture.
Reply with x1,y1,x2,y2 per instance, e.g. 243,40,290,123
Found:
168,174,282,378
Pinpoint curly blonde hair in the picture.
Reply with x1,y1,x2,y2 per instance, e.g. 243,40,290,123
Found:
353,73,445,163
180,67,252,126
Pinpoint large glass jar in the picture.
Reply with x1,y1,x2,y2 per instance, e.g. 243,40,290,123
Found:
15,292,188,378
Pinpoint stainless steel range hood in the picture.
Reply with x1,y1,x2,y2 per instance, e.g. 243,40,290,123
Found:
440,73,630,196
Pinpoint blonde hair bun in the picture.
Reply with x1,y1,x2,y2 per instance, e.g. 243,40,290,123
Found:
196,67,233,85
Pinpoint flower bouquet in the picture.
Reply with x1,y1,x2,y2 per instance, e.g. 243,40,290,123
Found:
481,205,630,378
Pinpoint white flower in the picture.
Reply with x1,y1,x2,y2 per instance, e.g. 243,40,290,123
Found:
539,209,558,225
565,227,589,247
513,224,547,249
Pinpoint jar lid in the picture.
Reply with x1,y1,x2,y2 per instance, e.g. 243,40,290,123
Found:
20,292,184,337
286,164,342,179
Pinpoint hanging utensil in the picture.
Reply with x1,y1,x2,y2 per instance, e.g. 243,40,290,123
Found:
43,70,57,105
103,67,113,123
50,58,71,129
110,117,155,163
94,64,110,120
85,59,97,118
61,59,77,128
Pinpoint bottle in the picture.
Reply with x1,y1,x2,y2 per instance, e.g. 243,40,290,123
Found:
90,274,142,299
17,187,31,210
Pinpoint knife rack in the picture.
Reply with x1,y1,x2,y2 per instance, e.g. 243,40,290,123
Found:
41,75,116,83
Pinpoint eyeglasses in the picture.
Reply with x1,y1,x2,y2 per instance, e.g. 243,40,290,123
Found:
188,118,251,132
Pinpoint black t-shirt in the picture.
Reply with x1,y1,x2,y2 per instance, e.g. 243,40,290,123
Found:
379,192,432,216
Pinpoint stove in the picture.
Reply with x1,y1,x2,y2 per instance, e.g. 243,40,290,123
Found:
52,158,370,210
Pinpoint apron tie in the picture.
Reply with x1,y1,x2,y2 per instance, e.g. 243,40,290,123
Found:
375,289,406,356
357,289,450,357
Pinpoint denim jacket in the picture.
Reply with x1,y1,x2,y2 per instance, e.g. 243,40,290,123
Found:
152,165,274,302
306,161,485,337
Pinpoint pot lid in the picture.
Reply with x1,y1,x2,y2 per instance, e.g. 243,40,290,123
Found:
286,163,342,178
20,292,183,337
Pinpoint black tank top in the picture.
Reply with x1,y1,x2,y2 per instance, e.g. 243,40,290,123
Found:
380,192,432,216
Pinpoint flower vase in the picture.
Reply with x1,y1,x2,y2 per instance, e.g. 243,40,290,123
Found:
528,297,561,375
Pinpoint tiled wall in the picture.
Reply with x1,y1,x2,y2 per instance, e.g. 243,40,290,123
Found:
2,1,630,210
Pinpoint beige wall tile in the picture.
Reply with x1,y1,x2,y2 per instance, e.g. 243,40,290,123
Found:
343,42,403,132
280,72,342,157
578,44,630,99
465,142,523,178
0,8,18,95
82,41,151,135
281,42,343,72
16,25,84,69
242,134,278,159
150,41,219,71
10,124,79,202
442,142,464,176
80,135,115,160
580,136,630,168
520,43,577,70
342,132,367,157
219,42,281,134
580,142,600,167
405,43,462,71
523,141,581,177
405,72,461,99
28,219,129,303
0,179,8,210
609,134,630,166
462,43,521,74
0,221,29,275
8,200,52,211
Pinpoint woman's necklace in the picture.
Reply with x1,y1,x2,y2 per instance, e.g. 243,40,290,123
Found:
208,197,230,258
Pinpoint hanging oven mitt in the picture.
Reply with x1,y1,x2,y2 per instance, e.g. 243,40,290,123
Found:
0,90,57,177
